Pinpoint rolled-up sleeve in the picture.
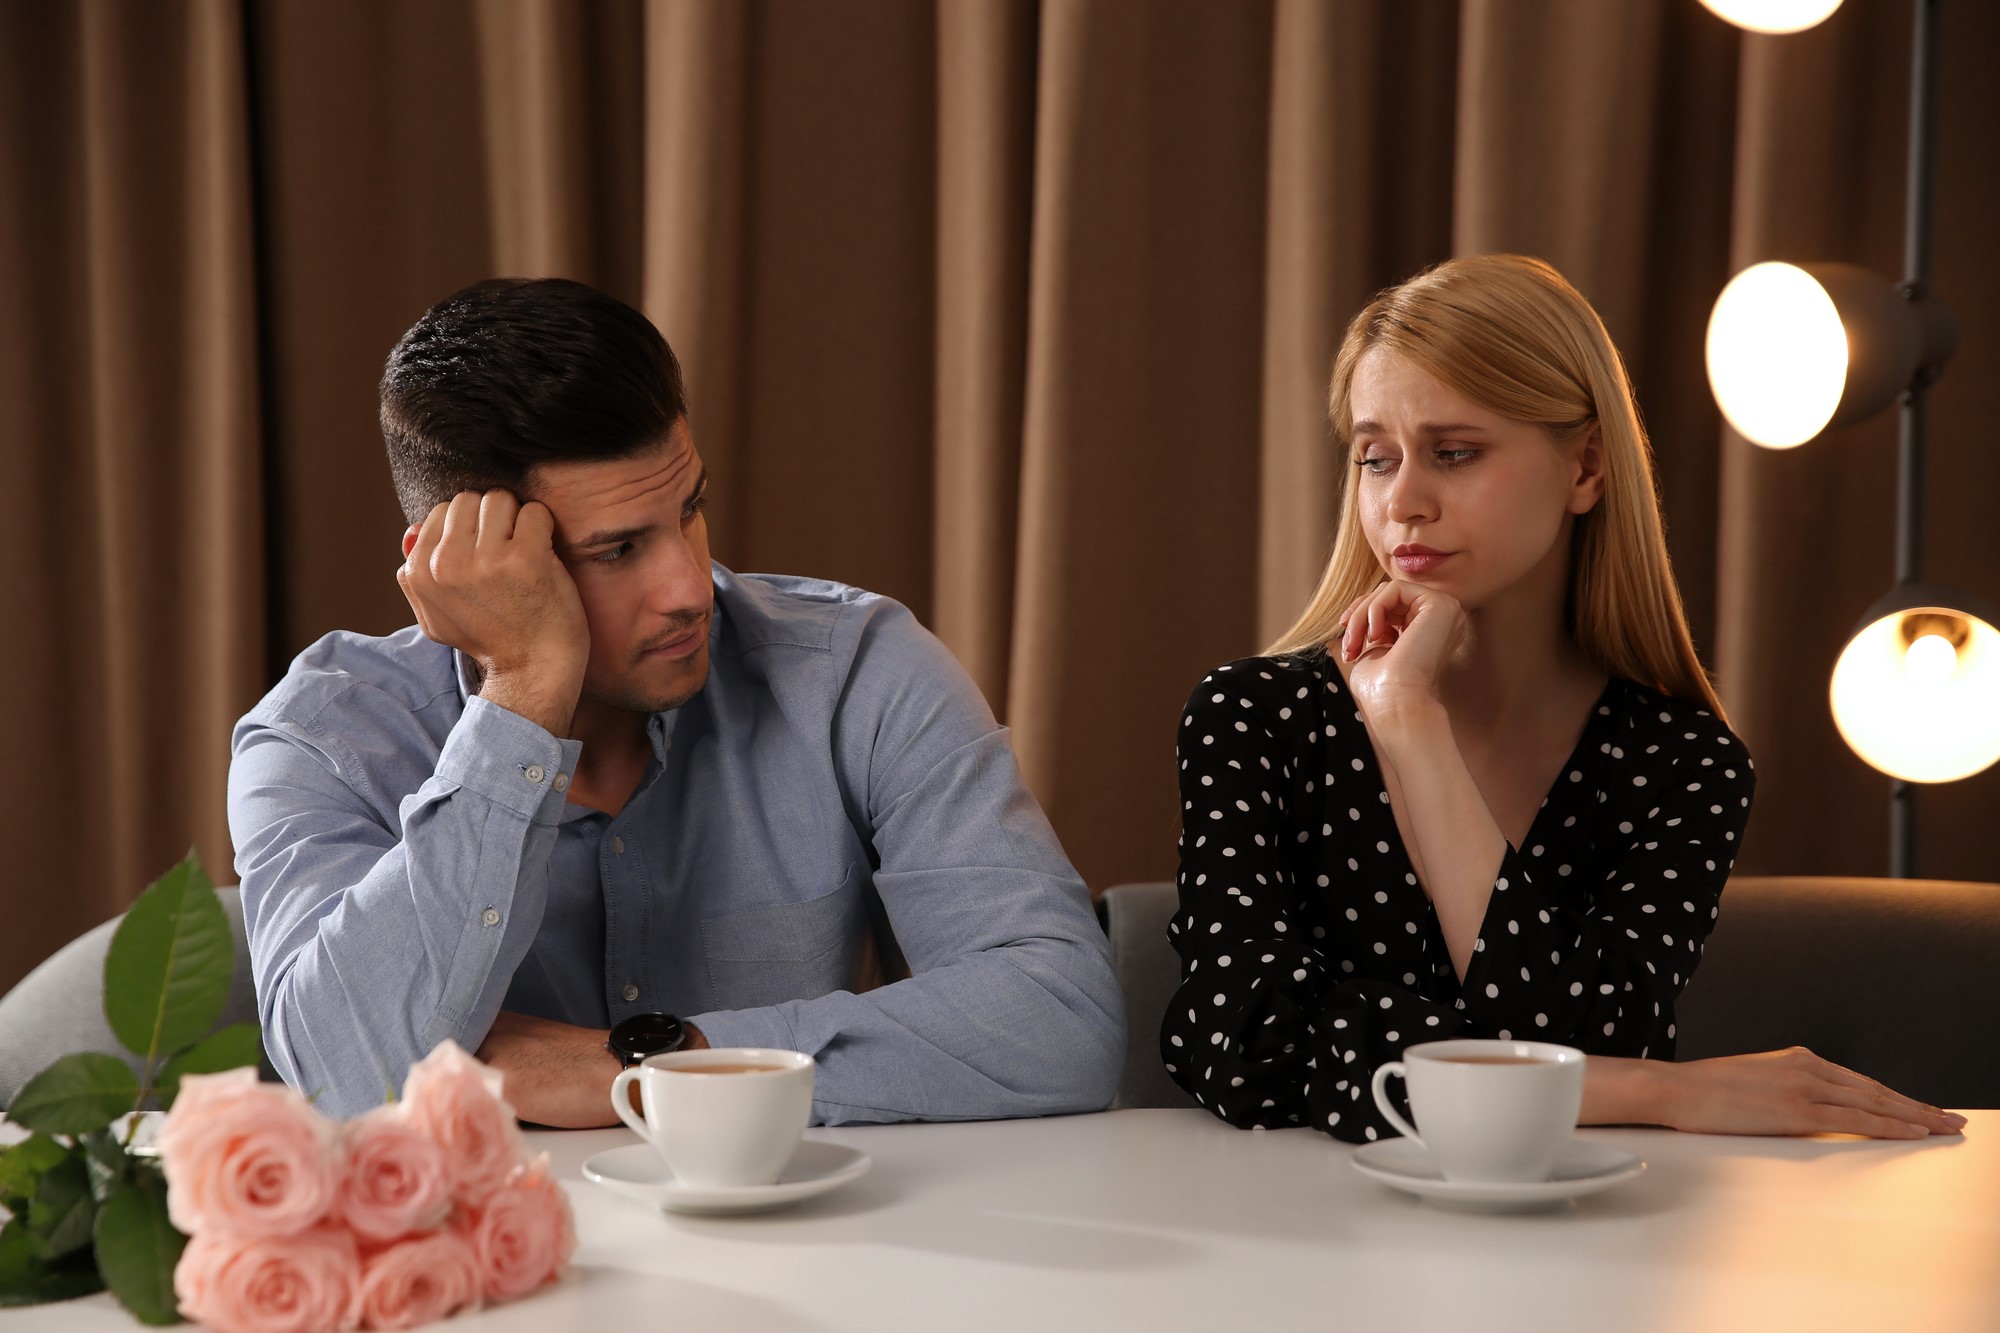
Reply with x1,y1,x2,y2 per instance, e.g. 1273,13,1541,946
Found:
229,694,579,1118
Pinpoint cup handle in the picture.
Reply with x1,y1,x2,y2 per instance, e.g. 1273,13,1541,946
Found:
610,1067,650,1138
1370,1061,1424,1145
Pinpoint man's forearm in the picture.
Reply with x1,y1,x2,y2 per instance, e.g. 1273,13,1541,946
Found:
479,1013,708,1127
234,701,580,1118
688,938,1123,1125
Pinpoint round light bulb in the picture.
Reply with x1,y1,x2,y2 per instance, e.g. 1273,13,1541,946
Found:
1904,633,1956,687
1831,610,2000,783
1707,263,1850,448
1698,0,1844,34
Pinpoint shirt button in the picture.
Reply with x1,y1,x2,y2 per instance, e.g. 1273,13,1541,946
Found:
481,908,501,927
524,764,546,784
621,982,640,1003
553,773,569,793
611,836,625,855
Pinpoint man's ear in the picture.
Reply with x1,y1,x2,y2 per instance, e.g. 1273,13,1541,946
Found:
401,524,422,559
1569,423,1607,515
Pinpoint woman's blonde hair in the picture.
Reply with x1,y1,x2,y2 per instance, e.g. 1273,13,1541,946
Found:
1265,254,1725,719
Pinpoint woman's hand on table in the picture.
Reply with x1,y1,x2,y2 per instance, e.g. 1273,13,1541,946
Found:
1587,1048,1966,1139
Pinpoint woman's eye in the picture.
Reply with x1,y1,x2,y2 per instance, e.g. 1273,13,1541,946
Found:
1436,448,1479,466
1356,456,1396,475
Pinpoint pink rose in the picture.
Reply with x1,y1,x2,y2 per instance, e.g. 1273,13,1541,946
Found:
335,1107,452,1244
175,1224,361,1333
157,1068,342,1237
355,1229,482,1329
399,1041,526,1207
459,1156,576,1304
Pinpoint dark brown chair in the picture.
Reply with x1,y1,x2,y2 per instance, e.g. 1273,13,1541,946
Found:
1100,875,2000,1112
1675,875,2000,1108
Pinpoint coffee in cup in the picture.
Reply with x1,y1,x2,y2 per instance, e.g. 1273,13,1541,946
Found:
1369,1039,1585,1184
610,1047,814,1188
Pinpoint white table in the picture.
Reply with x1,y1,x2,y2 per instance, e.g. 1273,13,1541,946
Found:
10,1109,2000,1331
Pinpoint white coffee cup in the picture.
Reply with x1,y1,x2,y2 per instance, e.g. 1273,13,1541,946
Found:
610,1047,814,1189
1369,1039,1586,1184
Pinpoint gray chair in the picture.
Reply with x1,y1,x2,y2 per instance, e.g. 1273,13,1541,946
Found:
0,886,266,1109
1099,881,1194,1109
1100,875,2000,1113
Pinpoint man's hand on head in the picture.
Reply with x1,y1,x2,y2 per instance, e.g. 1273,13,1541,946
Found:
397,489,589,736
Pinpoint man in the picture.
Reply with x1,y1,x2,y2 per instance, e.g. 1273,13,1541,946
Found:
229,277,1124,1125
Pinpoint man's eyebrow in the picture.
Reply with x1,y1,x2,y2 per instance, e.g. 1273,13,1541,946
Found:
568,523,655,553
564,468,707,552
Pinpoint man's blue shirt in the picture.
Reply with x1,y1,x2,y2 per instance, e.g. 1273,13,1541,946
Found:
228,565,1124,1121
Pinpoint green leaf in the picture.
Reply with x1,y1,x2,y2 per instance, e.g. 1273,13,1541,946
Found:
104,854,232,1066
81,1132,133,1203
0,1135,71,1206
26,1157,94,1263
94,1180,186,1326
0,1218,106,1308
0,1218,32,1295
8,1054,140,1136
154,1023,264,1110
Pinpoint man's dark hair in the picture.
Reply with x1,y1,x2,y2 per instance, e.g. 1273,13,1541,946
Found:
380,277,687,523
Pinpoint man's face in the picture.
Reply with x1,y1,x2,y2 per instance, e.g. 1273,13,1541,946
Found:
528,420,715,715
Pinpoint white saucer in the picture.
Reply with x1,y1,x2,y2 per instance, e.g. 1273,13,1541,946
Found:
1350,1138,1644,1211
582,1140,871,1216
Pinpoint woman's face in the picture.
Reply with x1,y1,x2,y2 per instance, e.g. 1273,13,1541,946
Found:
1347,347,1602,613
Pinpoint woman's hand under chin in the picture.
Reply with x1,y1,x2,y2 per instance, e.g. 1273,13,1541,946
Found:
1335,579,1469,725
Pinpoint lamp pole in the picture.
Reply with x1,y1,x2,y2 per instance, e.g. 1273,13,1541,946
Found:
1889,0,1942,879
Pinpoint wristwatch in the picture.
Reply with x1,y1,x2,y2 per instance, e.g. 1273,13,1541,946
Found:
606,1012,689,1068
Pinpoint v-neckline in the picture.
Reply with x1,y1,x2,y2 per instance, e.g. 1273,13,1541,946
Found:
1335,671,1619,881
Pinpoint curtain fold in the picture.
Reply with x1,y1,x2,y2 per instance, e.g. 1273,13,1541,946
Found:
641,0,751,544
1254,0,1460,646
6,0,1998,996
0,0,260,989
932,0,1037,706
1009,0,1278,888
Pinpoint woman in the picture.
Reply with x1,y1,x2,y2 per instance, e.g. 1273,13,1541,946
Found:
1163,255,1964,1143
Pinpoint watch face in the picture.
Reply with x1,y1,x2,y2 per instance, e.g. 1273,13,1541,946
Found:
609,1013,685,1065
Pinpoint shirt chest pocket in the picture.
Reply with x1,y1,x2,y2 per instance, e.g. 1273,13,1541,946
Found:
699,867,867,1012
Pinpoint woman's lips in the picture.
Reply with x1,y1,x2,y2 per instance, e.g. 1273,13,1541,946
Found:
1392,551,1452,575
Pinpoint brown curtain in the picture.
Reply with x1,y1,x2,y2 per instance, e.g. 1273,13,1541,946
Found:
0,0,261,993
5,0,1997,998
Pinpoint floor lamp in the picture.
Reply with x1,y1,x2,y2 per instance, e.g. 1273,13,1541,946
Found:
1700,0,2000,877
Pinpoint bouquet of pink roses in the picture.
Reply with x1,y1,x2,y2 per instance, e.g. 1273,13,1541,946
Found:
158,1042,575,1333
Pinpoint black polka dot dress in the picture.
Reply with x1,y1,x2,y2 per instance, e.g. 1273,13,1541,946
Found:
1160,653,1755,1143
